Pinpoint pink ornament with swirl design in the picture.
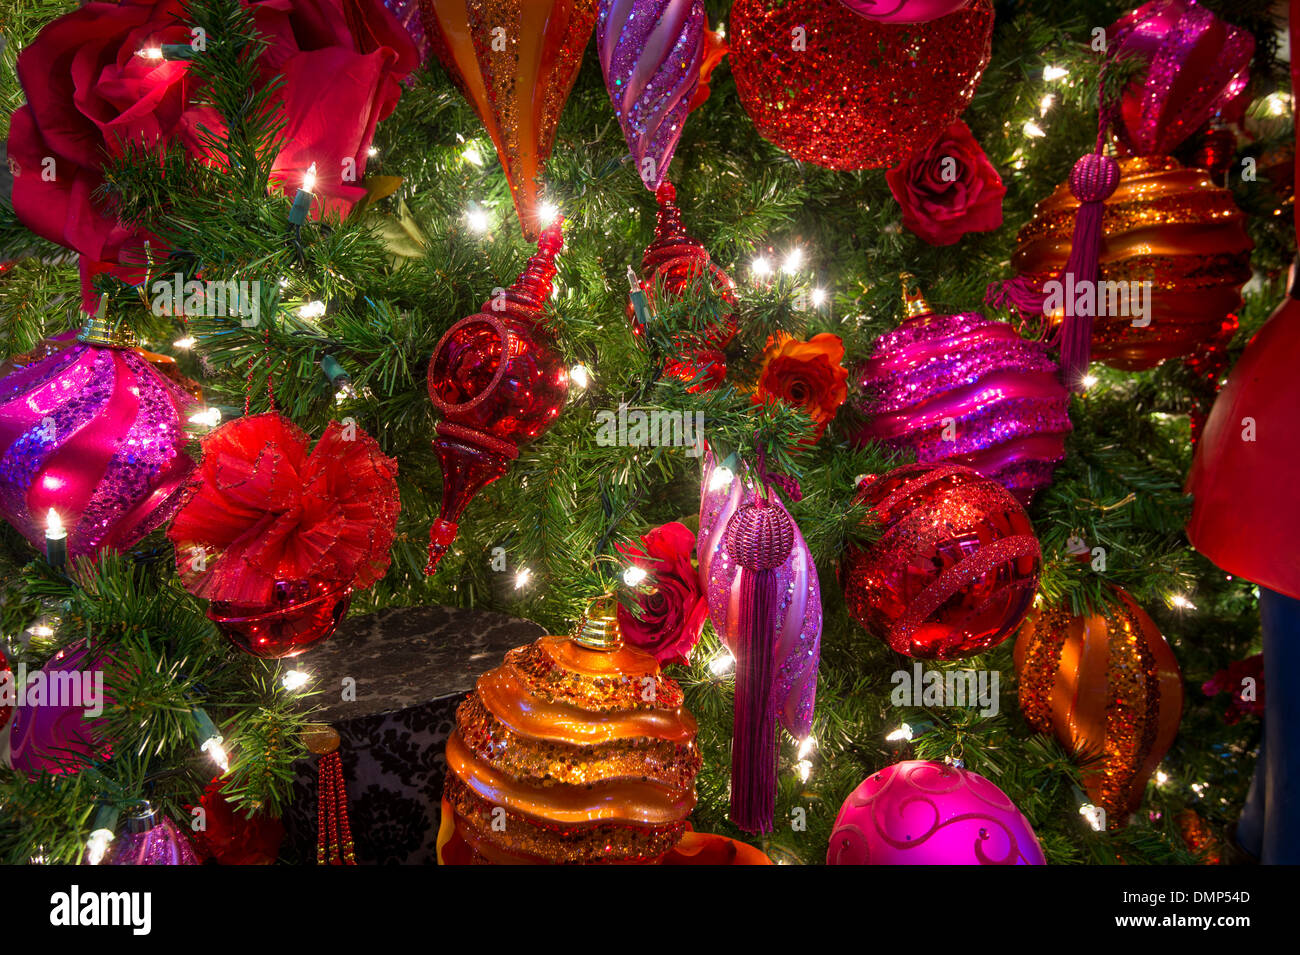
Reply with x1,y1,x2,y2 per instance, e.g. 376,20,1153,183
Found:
1108,0,1254,157
828,760,1046,865
697,451,820,746
598,0,705,190
0,323,196,562
837,0,970,23
852,278,1070,504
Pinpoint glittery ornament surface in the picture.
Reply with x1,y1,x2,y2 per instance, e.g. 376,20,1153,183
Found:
852,306,1071,504
828,760,1045,865
697,451,822,737
384,0,433,62
104,815,200,866
1108,0,1254,158
420,0,597,237
598,0,704,189
1012,155,1252,370
443,633,700,864
836,0,970,22
842,463,1040,660
1014,589,1182,825
729,0,993,170
0,340,196,561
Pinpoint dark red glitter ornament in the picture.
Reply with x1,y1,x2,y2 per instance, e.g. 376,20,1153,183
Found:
841,463,1040,659
729,0,994,170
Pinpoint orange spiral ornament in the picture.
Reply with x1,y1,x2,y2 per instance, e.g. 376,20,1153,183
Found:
1010,155,1252,370
440,596,701,864
1014,588,1183,826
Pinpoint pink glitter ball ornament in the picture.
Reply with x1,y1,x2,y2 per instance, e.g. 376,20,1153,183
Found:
851,275,1071,504
0,308,197,562
828,760,1046,865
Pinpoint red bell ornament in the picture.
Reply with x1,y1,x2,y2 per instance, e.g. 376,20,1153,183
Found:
841,463,1041,660
425,221,569,575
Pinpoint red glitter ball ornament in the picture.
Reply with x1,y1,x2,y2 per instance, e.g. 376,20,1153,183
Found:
841,463,1041,659
729,0,994,170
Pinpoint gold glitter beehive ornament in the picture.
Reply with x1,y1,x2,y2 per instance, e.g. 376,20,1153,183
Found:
1013,588,1183,827
1011,155,1252,370
441,595,701,863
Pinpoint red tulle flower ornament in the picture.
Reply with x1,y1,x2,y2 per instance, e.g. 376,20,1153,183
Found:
168,413,400,606
616,521,709,666
187,775,285,865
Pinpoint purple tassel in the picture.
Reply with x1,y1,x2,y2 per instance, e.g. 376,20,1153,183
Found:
987,151,1120,390
724,497,794,834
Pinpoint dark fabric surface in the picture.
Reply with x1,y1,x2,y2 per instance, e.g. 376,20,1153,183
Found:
281,605,544,864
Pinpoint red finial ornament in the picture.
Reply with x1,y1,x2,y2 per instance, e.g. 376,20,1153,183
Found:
425,218,569,575
632,183,736,391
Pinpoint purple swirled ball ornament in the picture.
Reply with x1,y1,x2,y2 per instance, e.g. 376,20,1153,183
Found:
828,760,1046,865
851,276,1070,504
103,804,200,866
7,641,113,776
1108,0,1254,158
0,318,197,562
837,0,970,23
598,0,705,190
697,450,820,752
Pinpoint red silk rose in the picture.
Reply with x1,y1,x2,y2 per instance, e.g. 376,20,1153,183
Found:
187,775,285,865
885,120,1006,246
5,0,417,305
752,332,849,442
616,522,709,666
168,412,401,606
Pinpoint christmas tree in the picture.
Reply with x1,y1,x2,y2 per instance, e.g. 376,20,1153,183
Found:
0,0,1293,867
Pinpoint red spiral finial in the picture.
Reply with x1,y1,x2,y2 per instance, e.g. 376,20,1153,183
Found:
490,215,566,316
642,182,712,280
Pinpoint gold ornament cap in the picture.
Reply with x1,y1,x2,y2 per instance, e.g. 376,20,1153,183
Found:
572,593,623,651
77,295,138,349
900,273,933,320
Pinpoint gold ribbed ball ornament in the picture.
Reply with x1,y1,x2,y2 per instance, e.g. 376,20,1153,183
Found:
1011,155,1253,370
441,595,701,864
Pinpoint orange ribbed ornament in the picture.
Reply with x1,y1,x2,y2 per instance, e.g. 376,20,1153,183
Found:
441,598,701,864
1013,588,1183,827
1011,155,1252,370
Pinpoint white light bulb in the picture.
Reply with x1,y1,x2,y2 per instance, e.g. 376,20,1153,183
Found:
782,247,803,274
1079,803,1106,831
1039,93,1055,115
797,736,817,759
1156,770,1169,786
173,336,197,350
514,567,532,589
538,202,560,227
188,407,222,428
751,256,772,278
466,207,490,233
1081,373,1099,390
367,146,378,158
885,723,914,742
1043,65,1069,82
1169,594,1197,610
622,565,648,587
138,47,164,60
301,162,318,194
201,736,230,771
1023,120,1046,139
795,759,813,783
569,364,590,389
463,143,485,166
298,300,327,319
708,466,734,491
811,288,827,307
709,650,735,677
282,669,311,691
85,829,115,866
